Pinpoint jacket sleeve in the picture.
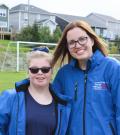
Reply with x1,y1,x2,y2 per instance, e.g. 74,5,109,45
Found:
0,90,15,135
109,60,120,134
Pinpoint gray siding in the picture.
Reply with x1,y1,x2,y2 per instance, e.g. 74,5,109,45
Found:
9,12,20,32
9,4,55,33
87,13,120,39
0,4,9,31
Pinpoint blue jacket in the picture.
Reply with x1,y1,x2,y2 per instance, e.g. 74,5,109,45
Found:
53,50,120,135
0,79,72,135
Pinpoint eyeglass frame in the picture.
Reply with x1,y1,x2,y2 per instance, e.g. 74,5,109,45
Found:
67,36,88,49
29,67,51,74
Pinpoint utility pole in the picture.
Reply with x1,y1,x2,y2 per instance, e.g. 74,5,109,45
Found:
28,0,30,26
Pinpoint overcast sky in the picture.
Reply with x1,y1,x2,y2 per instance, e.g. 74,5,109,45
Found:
1,0,120,20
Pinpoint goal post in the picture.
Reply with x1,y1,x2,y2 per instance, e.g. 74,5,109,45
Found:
0,41,57,72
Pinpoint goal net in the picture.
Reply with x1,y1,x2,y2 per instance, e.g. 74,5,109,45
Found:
0,41,57,72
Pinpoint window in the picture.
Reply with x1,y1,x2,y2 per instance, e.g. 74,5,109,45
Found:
95,28,100,35
24,13,28,21
25,6,28,11
0,9,7,17
3,13,6,17
36,14,40,21
0,21,7,27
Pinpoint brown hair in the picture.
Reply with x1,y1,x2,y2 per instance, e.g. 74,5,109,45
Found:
52,20,108,67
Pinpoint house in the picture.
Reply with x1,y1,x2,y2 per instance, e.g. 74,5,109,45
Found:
7,3,120,41
87,13,120,40
9,4,57,34
54,13,107,38
0,4,11,39
36,18,57,34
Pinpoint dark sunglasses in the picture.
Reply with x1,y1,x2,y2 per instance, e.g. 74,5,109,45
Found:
29,67,51,74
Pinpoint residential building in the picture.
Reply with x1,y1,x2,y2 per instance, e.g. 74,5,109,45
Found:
0,4,11,39
7,3,120,41
36,18,57,34
87,13,120,40
9,4,57,34
54,13,107,39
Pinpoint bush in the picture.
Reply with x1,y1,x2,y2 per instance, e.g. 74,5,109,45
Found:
15,24,62,43
16,24,40,42
109,46,118,54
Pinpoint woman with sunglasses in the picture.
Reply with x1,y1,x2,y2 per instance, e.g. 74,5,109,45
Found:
52,20,120,135
0,47,71,135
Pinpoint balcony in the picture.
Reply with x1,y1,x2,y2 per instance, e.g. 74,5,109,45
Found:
0,28,11,40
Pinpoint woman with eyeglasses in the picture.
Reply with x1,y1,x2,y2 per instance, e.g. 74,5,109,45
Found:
52,20,120,135
0,47,71,135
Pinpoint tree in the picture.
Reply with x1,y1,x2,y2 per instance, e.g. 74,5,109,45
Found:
16,23,39,42
38,26,52,43
31,23,39,42
114,35,120,53
16,24,62,43
16,26,33,41
52,26,62,43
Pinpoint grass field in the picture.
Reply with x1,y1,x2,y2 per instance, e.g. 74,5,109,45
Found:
0,40,58,92
0,71,27,92
0,40,10,46
0,69,58,92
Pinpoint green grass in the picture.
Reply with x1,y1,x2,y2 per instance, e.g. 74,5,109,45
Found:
0,40,31,52
0,71,27,92
0,69,59,92
0,40,58,92
0,40,10,46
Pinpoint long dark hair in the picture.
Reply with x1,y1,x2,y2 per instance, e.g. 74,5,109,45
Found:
52,20,108,67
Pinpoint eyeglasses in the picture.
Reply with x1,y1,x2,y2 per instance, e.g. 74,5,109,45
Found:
67,36,88,49
29,67,51,74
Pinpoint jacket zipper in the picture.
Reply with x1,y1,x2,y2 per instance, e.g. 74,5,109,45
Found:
74,81,78,101
57,110,62,135
83,71,87,135
109,122,115,135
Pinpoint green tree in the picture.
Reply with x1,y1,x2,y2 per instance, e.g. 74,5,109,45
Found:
16,23,39,42
114,36,120,54
38,26,52,43
31,23,39,42
110,46,118,54
16,24,62,43
52,26,62,43
16,26,33,41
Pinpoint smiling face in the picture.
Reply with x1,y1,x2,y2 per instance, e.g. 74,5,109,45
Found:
67,27,94,62
28,57,52,89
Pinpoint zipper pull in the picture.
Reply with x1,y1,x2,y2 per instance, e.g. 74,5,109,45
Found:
74,81,78,101
84,71,87,83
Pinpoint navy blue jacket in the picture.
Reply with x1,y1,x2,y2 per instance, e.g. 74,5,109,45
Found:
53,50,120,135
0,79,72,135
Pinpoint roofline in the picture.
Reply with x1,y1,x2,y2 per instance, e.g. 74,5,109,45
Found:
87,13,106,22
55,15,70,23
0,4,9,8
9,10,52,15
36,19,57,25
87,13,119,23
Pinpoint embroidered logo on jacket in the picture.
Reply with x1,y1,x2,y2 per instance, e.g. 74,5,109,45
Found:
93,82,108,90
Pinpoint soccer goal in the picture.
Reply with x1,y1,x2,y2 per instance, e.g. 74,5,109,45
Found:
0,41,57,72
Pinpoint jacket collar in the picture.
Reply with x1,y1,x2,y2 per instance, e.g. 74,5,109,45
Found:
15,79,72,105
50,84,72,104
15,78,30,92
69,50,105,70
